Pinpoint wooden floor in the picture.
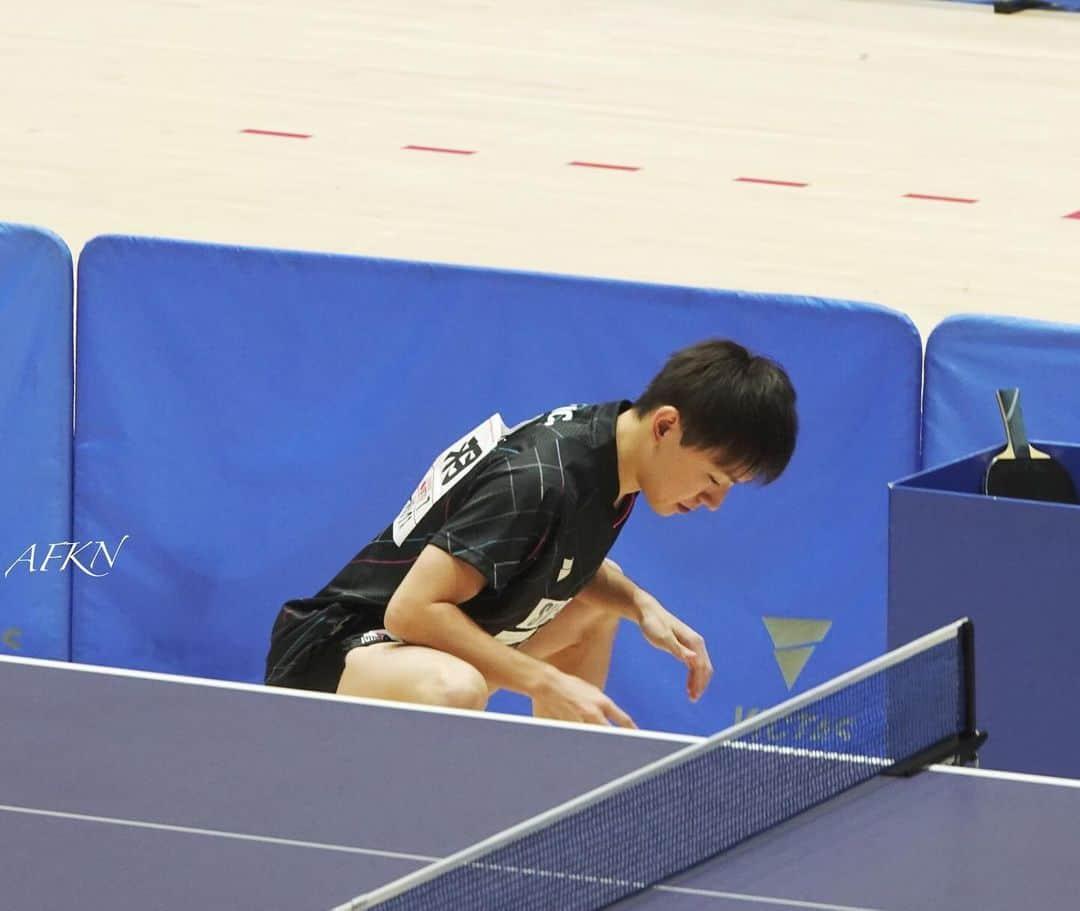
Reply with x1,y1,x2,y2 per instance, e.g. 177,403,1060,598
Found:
2,0,1077,338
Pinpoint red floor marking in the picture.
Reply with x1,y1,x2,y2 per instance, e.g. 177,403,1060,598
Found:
735,177,808,188
904,193,978,204
233,133,1072,219
241,129,311,139
404,145,476,155
569,161,640,172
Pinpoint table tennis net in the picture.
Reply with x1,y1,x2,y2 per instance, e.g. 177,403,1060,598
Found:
338,620,970,911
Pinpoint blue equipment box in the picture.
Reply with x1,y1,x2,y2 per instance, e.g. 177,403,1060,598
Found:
888,443,1080,777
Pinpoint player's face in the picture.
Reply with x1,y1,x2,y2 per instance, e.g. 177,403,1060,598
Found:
639,410,754,517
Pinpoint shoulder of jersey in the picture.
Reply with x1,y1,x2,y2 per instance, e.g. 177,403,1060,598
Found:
505,404,595,449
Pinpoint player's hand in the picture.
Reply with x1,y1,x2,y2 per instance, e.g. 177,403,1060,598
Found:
532,668,637,728
637,598,713,702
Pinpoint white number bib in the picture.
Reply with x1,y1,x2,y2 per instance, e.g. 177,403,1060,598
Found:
495,598,571,646
392,414,509,546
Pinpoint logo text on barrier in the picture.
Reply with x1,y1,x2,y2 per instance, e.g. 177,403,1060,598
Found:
3,536,131,579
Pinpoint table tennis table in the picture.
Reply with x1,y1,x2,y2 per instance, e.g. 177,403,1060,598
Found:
2,639,1077,910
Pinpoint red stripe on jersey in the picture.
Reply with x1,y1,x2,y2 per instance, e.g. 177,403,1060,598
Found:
613,493,637,529
527,529,551,562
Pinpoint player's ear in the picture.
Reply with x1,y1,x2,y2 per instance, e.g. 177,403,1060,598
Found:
652,406,680,441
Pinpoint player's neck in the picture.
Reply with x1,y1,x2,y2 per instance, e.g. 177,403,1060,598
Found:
614,408,646,506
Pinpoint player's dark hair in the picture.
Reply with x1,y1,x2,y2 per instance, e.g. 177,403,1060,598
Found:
633,339,797,484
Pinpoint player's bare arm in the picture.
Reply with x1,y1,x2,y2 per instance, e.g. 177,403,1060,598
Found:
385,545,636,727
576,559,713,702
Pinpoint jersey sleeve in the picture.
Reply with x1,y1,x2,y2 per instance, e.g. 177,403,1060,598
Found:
426,454,563,592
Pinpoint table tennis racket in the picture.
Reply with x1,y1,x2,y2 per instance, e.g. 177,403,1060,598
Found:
983,388,1078,505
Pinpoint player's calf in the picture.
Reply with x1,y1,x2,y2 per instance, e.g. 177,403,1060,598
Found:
520,598,621,691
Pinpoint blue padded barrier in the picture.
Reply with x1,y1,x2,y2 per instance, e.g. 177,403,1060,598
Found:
74,236,921,735
923,314,1080,470
0,223,74,660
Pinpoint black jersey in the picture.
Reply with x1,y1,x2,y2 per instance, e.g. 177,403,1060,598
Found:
291,401,637,645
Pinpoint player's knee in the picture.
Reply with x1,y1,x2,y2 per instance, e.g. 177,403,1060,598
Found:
423,663,489,711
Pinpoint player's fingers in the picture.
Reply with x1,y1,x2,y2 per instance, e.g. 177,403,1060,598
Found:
660,635,707,700
687,662,710,702
605,699,637,729
662,631,696,664
583,708,608,725
686,647,714,702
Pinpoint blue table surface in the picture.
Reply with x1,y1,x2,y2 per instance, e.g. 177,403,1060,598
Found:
2,656,1077,910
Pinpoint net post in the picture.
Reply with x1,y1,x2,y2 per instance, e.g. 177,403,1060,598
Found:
958,618,989,763
960,618,977,741
885,619,987,777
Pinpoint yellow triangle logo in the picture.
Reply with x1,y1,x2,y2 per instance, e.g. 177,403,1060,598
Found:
762,616,832,690
774,646,815,690
762,617,833,649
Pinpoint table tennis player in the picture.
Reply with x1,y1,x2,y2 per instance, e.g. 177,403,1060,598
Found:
265,339,797,727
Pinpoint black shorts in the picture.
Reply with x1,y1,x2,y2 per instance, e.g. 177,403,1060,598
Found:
264,601,398,693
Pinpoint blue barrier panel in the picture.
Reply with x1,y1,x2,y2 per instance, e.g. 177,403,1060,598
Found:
0,223,73,660
923,314,1080,470
74,236,920,735
950,0,1080,10
889,444,1080,777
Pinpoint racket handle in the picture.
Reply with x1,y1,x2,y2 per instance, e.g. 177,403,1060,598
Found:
995,388,1032,460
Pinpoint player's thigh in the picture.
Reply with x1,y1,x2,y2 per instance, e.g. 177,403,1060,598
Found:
517,597,619,664
337,642,489,710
